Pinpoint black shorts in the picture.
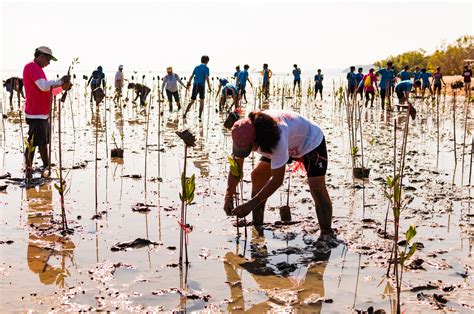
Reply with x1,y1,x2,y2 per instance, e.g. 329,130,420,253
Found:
396,90,405,100
191,84,205,100
380,87,392,99
433,83,442,92
315,84,323,93
238,84,246,96
166,89,180,102
259,137,328,177
262,81,270,89
26,118,50,147
365,90,375,99
294,79,301,86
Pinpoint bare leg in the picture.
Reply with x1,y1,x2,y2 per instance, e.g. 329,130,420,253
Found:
250,160,272,225
308,176,333,235
38,145,49,167
183,100,195,118
198,99,204,119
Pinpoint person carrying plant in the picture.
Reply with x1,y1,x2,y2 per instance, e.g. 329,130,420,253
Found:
128,82,151,107
22,46,71,178
86,65,106,103
113,65,125,103
292,64,302,95
314,69,324,100
223,110,336,244
360,68,378,108
3,77,25,107
161,66,187,112
376,61,395,110
183,55,211,120
462,64,472,99
432,66,446,98
355,67,364,101
237,64,253,104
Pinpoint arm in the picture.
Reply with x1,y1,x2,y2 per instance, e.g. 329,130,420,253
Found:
177,75,186,88
186,73,194,88
247,77,253,87
34,78,64,92
216,84,222,98
161,76,167,92
206,76,212,92
232,165,286,217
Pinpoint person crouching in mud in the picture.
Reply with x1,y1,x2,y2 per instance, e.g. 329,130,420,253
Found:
224,110,335,241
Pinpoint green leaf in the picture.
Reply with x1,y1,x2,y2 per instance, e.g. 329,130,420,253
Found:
399,251,406,266
185,174,195,204
351,146,359,157
393,184,401,204
386,175,393,188
228,156,242,179
393,206,400,220
405,224,417,243
406,243,417,261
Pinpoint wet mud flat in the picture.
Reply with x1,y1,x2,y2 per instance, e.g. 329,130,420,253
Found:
0,81,473,313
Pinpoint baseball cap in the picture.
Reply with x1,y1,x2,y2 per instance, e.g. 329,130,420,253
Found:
119,64,124,69
231,118,256,158
36,46,57,61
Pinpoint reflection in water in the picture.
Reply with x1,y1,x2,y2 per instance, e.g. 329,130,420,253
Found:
224,227,329,312
26,184,75,287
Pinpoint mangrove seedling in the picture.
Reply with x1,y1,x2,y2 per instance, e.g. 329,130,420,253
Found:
228,156,247,238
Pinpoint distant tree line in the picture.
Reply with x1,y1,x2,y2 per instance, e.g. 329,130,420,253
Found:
374,35,474,75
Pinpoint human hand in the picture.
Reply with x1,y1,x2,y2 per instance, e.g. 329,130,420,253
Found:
232,199,256,218
61,75,71,84
223,196,234,216
62,81,73,91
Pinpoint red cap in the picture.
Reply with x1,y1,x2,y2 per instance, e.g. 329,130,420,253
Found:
231,118,256,158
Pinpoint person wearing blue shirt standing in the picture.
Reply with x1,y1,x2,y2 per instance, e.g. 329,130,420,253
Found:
237,64,253,104
314,69,324,100
355,67,364,101
398,65,412,81
376,61,395,110
292,64,302,95
412,66,422,97
233,66,240,82
184,55,211,120
420,68,433,99
262,64,271,101
346,66,357,99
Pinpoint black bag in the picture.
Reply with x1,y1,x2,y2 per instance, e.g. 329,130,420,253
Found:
224,111,239,129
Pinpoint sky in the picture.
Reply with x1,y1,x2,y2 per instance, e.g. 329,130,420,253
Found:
1,0,473,76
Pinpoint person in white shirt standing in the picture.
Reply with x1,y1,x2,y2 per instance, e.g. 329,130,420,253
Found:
161,66,187,112
23,46,70,178
224,110,337,246
113,64,124,103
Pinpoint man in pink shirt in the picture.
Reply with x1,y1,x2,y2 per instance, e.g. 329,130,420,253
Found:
23,46,70,178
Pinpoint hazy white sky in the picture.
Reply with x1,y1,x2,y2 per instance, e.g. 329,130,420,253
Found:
1,0,473,75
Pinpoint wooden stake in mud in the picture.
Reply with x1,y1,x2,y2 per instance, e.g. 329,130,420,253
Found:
461,99,470,185
453,92,457,165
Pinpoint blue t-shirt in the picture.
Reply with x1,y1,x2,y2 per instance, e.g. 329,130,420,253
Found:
233,71,240,80
399,70,411,81
347,72,356,86
314,74,324,85
377,68,395,89
222,83,238,95
192,63,210,86
420,72,431,85
413,71,422,80
395,80,413,93
219,78,228,86
293,68,301,80
238,69,249,87
355,73,364,84
263,69,270,83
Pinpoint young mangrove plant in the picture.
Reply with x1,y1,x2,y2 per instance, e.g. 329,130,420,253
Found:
228,156,247,238
176,129,196,266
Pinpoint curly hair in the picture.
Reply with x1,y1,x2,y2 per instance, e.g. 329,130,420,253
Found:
248,111,280,153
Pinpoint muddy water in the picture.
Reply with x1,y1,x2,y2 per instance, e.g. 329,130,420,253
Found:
0,78,473,313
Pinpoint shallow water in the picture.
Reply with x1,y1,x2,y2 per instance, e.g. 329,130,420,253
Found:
0,78,473,313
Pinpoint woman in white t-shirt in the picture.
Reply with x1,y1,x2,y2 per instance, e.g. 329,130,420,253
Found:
224,110,334,239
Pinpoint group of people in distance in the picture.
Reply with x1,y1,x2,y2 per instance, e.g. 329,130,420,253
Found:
8,46,473,248
346,62,473,110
